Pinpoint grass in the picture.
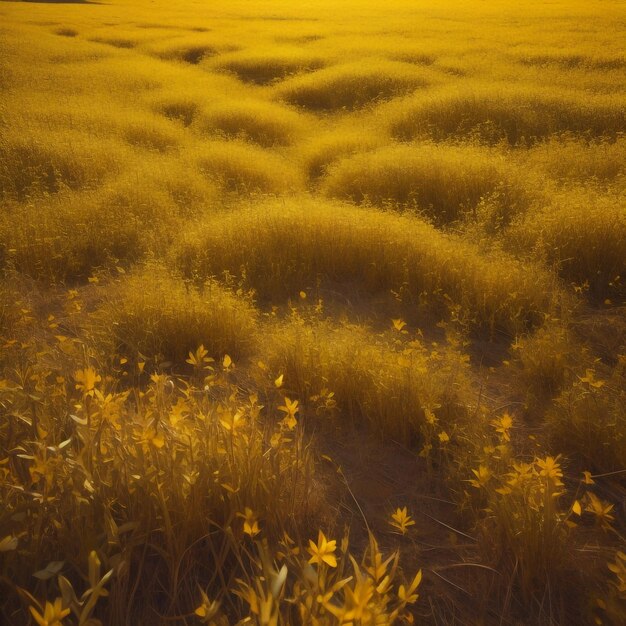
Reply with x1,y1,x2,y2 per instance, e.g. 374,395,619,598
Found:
196,98,308,147
259,319,472,444
385,83,626,145
210,46,327,84
1,0,625,624
172,197,560,333
297,126,386,178
519,136,626,186
508,187,626,301
91,265,259,364
321,142,533,226
274,59,437,110
0,129,126,201
192,140,304,193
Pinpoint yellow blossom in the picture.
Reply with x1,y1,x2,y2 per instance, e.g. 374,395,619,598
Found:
536,456,564,488
29,598,70,626
389,507,416,535
308,530,338,568
469,465,491,489
74,366,101,396
238,507,260,538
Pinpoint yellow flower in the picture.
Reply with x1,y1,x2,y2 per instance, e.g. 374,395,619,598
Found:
195,590,221,621
219,409,245,433
186,345,213,369
392,318,407,332
389,507,416,535
469,465,491,489
536,456,564,487
398,570,422,605
582,471,595,485
307,530,338,568
490,412,513,442
585,492,615,530
238,507,260,538
278,396,299,429
29,454,56,488
29,598,70,626
279,396,299,418
74,366,101,396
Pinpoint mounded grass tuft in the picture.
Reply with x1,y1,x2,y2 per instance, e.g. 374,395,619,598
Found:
172,197,560,333
158,44,216,64
519,135,626,186
321,142,533,226
516,51,626,71
196,98,307,147
0,130,127,201
508,188,626,301
145,33,238,64
211,47,326,84
192,140,304,193
89,37,138,49
274,59,436,110
0,158,218,281
54,27,78,37
155,97,199,126
547,359,625,475
92,265,258,364
121,115,183,151
298,128,387,178
386,84,626,145
260,320,471,444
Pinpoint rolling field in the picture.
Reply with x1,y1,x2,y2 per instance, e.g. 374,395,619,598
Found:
0,0,625,624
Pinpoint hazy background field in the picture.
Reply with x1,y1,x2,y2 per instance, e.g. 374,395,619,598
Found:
0,0,625,624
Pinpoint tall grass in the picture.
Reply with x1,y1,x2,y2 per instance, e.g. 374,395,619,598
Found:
173,197,561,333
91,265,259,364
321,142,533,225
211,46,327,84
274,59,437,110
1,0,624,623
196,98,308,147
192,140,304,193
259,320,472,444
385,83,626,145
508,187,626,301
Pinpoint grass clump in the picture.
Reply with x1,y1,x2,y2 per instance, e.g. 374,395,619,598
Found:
54,27,78,37
321,142,532,226
298,128,387,178
0,159,218,282
469,450,590,621
508,188,626,301
197,98,307,147
92,266,258,364
510,320,586,411
520,135,626,186
0,332,325,624
193,140,304,193
173,197,559,333
0,130,125,201
547,358,626,475
211,47,326,84
386,84,626,145
121,117,182,152
260,320,471,444
0,193,147,281
275,59,436,110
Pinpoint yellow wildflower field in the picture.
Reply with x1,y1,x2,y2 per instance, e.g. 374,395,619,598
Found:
0,0,624,623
